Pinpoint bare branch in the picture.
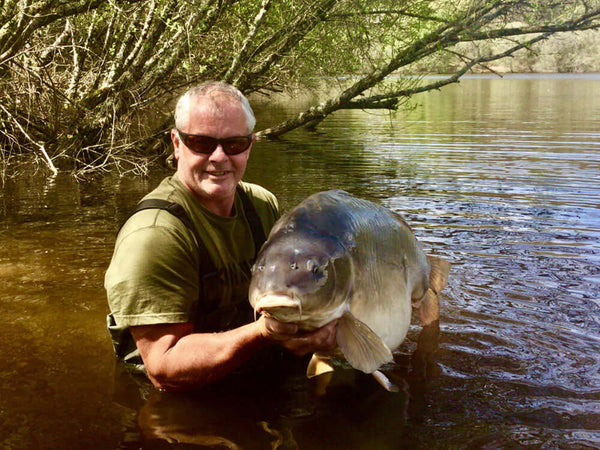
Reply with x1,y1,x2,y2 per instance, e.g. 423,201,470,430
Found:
122,0,157,73
223,0,273,85
37,18,71,67
0,0,115,66
0,104,58,176
236,0,341,92
328,8,450,23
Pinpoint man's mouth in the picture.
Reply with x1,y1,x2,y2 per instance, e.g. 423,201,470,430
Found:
207,170,229,177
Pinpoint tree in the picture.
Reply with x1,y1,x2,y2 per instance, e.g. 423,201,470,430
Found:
1,0,599,177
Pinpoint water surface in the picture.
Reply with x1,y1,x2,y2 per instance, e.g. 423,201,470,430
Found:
1,74,599,449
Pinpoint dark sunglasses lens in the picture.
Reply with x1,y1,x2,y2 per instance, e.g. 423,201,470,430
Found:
184,135,217,154
223,137,251,155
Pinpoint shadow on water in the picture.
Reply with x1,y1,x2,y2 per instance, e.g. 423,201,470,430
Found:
112,324,442,450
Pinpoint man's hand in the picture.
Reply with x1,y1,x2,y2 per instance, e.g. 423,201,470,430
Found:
258,315,338,356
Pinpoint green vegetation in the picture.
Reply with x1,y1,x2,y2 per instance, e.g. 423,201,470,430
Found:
1,0,599,176
412,29,600,74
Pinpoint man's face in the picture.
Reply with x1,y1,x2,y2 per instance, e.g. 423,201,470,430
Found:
172,96,252,216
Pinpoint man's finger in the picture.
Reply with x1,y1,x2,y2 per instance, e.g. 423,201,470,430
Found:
263,316,298,339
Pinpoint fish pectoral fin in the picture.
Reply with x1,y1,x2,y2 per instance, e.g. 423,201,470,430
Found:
372,370,399,392
337,311,393,374
426,255,451,294
306,354,335,378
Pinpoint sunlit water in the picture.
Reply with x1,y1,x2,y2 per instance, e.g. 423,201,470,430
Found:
1,75,599,449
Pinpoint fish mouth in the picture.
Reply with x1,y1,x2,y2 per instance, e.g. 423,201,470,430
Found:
253,294,302,323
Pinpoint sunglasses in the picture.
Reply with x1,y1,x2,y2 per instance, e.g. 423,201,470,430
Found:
177,129,253,155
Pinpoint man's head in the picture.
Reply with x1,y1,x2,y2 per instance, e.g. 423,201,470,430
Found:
172,82,256,216
174,82,256,132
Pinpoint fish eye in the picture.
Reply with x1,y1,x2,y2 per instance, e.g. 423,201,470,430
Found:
306,260,320,274
251,264,264,273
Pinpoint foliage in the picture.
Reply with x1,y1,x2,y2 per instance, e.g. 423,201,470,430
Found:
1,0,599,176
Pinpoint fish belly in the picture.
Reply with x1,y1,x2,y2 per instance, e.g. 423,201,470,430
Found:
349,282,413,351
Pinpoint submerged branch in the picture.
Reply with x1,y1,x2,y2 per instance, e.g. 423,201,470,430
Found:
0,105,58,176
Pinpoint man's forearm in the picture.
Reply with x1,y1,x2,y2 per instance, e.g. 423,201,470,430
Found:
132,320,270,391
131,316,337,391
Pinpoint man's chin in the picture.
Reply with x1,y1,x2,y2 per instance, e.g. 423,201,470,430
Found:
191,180,238,210
202,180,236,196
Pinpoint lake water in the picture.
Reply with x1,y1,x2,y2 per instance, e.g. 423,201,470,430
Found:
1,75,599,449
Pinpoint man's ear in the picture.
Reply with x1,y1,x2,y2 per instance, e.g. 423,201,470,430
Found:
171,129,182,160
247,133,256,154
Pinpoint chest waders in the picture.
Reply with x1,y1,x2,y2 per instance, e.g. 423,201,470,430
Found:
121,186,267,332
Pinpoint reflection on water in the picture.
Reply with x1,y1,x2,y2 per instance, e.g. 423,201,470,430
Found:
111,324,440,449
1,75,599,448
108,323,437,449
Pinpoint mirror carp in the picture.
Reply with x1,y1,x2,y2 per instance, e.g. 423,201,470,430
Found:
249,190,450,391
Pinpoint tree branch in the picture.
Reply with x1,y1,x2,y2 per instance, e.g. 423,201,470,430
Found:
0,104,58,175
328,8,449,23
236,0,340,92
223,0,273,85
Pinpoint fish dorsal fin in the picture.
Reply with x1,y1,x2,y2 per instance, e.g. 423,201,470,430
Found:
426,255,451,294
306,354,335,378
337,311,393,374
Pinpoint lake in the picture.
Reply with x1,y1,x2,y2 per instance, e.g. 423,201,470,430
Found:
1,74,599,449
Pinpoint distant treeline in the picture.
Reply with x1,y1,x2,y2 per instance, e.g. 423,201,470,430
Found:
412,30,600,74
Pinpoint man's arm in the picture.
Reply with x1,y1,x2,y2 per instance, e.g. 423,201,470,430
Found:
131,317,337,392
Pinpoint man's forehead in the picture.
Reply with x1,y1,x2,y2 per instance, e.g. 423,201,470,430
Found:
191,94,241,116
179,94,248,134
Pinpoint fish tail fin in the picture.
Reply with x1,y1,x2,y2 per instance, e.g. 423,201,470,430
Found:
306,354,335,378
419,256,451,325
337,311,393,374
427,255,451,294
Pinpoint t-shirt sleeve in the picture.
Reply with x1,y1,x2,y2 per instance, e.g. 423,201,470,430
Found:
105,220,199,327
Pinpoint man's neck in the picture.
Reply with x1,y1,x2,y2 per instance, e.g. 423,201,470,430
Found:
196,192,236,217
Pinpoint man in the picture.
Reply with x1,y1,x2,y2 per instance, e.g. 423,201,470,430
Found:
105,82,337,392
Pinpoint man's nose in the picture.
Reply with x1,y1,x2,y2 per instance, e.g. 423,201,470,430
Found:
209,144,229,161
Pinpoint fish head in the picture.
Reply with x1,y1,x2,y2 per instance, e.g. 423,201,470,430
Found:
249,232,351,329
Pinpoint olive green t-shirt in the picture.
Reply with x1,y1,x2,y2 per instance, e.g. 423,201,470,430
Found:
104,175,280,367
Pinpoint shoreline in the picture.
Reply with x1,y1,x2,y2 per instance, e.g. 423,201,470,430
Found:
403,72,600,80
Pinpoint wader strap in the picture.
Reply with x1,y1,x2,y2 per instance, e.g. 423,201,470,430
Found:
119,198,216,276
118,185,267,280
235,186,267,257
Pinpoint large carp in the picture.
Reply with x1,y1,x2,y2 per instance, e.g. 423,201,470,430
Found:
248,190,450,390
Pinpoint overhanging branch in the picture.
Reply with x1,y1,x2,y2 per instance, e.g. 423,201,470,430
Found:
256,26,557,139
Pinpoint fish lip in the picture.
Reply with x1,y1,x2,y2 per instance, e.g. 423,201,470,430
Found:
253,294,300,313
253,294,302,321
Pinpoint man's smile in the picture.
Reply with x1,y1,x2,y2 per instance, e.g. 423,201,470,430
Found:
206,170,230,177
